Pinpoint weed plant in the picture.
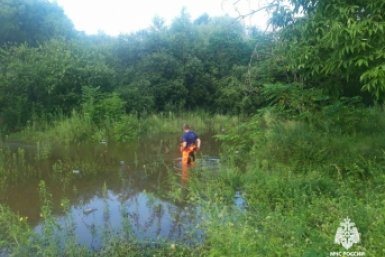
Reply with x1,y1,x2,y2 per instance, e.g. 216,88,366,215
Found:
0,146,34,186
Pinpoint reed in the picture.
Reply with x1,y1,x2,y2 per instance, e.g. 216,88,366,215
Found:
15,112,238,146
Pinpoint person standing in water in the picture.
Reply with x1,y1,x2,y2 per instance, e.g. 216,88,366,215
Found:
180,124,201,165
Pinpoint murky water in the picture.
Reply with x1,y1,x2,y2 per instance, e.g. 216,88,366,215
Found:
0,133,220,248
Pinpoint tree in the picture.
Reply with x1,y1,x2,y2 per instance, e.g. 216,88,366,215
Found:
0,0,75,46
269,0,385,100
0,39,114,130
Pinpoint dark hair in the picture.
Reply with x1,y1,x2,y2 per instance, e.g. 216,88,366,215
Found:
183,124,190,130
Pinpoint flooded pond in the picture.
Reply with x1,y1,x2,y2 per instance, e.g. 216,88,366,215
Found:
0,133,220,249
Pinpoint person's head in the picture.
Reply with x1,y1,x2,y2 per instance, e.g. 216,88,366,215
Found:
183,124,191,132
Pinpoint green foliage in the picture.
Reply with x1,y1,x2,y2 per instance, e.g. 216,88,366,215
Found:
118,79,155,113
110,115,139,142
219,101,385,172
189,103,385,256
99,239,204,257
16,112,237,148
0,0,75,46
0,39,115,131
139,112,238,137
0,146,34,185
112,13,254,114
0,205,32,254
239,168,384,256
82,86,126,124
0,8,260,133
273,0,385,100
28,111,93,144
259,83,332,121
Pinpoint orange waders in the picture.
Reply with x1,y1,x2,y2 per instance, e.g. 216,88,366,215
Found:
181,144,197,165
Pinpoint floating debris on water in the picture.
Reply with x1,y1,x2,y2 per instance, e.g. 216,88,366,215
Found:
173,156,220,170
83,208,97,215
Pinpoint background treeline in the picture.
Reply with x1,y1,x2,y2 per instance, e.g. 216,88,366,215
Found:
1,0,385,133
0,0,263,132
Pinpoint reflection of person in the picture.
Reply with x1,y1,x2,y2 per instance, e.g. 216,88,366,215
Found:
180,124,201,165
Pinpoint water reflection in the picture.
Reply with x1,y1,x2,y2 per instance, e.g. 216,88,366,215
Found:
172,156,221,185
35,189,203,250
0,133,218,248
181,164,190,185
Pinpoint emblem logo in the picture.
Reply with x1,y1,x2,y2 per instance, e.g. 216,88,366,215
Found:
334,217,360,250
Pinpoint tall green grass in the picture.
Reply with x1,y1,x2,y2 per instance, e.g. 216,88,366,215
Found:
14,111,238,145
0,146,34,186
189,105,385,256
191,163,385,256
15,110,94,145
140,112,239,136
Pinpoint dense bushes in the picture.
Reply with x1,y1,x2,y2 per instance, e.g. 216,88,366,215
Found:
0,40,114,131
0,8,261,132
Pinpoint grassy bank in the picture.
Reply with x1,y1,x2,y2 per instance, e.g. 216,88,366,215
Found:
187,105,385,256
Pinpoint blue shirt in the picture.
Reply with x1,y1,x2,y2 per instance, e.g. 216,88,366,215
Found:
182,131,198,146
